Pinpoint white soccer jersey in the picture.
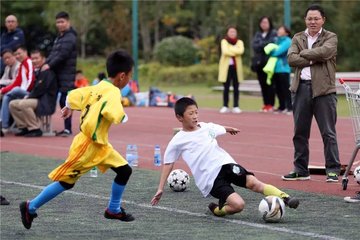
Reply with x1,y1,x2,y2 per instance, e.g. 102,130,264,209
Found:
164,122,236,197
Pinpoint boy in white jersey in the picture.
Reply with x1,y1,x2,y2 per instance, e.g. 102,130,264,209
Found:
151,97,299,217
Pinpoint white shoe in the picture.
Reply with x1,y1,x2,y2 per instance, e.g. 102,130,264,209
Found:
232,107,242,114
344,192,360,203
1,128,9,134
219,107,230,113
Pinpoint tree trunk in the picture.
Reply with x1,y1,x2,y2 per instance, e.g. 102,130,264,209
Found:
139,21,151,62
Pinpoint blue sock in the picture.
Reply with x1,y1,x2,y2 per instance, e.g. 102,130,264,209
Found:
107,181,126,214
29,182,66,214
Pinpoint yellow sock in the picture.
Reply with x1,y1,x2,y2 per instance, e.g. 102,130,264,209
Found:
214,206,227,216
263,184,289,199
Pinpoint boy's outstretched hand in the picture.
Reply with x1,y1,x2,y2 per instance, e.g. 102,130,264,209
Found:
225,127,240,135
151,190,163,206
61,106,72,119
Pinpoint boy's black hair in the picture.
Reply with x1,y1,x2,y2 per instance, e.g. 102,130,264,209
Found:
30,49,45,57
304,4,325,18
98,72,106,80
56,11,70,20
76,70,83,74
1,48,13,57
106,49,134,78
175,97,198,117
14,44,27,52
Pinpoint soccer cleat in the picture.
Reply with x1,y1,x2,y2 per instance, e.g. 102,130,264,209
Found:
283,197,300,209
344,192,360,203
282,172,310,181
19,201,37,229
326,172,339,182
0,195,10,205
208,202,225,217
104,207,134,222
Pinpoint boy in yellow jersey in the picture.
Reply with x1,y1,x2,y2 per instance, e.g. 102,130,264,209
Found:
151,97,299,217
20,50,135,229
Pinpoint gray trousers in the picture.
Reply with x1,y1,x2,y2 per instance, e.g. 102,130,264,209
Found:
292,81,341,175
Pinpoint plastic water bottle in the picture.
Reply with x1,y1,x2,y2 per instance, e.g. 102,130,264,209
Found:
154,145,162,166
126,144,138,167
90,166,98,177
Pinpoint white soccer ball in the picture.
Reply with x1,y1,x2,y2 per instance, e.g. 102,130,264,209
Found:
258,196,285,223
167,169,190,192
354,166,360,184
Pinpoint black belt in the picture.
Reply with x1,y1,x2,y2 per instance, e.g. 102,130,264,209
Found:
300,79,312,84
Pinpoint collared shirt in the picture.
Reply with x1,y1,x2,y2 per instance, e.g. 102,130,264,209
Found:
300,28,323,80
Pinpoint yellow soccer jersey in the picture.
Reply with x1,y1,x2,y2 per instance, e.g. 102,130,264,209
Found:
67,80,126,144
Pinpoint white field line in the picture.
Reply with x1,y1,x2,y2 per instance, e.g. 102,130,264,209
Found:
1,179,345,240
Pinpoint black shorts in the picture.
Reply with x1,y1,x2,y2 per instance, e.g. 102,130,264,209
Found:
210,163,254,208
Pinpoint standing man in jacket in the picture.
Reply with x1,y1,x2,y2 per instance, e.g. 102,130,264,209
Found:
41,11,77,137
0,15,25,75
282,4,341,182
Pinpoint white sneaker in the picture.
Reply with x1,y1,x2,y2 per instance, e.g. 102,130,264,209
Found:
1,128,9,134
232,107,242,114
344,192,360,203
219,107,230,113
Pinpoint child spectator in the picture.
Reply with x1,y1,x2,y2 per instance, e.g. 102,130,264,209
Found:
92,72,106,85
0,45,34,133
0,49,20,88
74,70,89,88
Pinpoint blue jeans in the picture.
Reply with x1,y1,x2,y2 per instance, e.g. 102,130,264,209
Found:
1,87,28,128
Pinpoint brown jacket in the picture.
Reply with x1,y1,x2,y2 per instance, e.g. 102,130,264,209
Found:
287,29,337,98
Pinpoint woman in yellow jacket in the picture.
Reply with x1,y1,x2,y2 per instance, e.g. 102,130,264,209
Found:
218,26,244,114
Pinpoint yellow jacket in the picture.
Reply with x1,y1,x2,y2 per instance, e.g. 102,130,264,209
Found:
67,80,126,144
218,39,244,83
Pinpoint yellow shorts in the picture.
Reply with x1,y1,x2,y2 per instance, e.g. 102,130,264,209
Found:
49,132,128,184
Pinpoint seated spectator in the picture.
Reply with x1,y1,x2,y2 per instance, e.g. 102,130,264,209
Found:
74,70,89,88
9,50,57,137
92,72,106,85
121,84,136,107
0,45,35,133
0,49,20,88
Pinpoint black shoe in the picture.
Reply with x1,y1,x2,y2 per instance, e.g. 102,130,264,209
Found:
208,202,219,215
0,130,4,137
208,202,225,217
19,201,37,229
15,128,29,136
104,207,134,222
0,195,10,205
24,129,42,137
55,129,72,137
282,172,310,181
326,172,339,182
283,197,300,209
